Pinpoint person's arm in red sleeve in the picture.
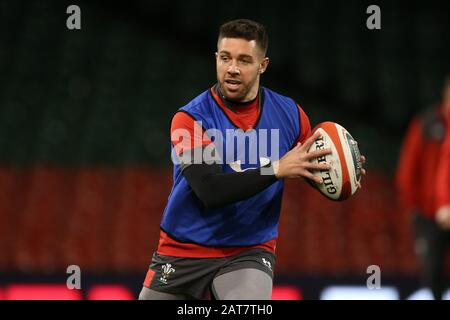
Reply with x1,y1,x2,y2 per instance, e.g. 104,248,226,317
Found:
435,114,450,229
395,117,423,211
295,105,312,145
170,111,212,159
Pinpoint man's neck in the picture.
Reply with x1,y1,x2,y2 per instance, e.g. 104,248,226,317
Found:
216,84,259,105
240,86,259,103
215,84,260,114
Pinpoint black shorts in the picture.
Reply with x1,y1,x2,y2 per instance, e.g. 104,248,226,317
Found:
143,248,276,300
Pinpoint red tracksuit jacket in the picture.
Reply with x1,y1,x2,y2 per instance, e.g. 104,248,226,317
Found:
396,105,447,218
436,111,450,209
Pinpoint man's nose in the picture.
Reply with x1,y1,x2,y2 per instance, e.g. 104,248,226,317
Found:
227,62,240,75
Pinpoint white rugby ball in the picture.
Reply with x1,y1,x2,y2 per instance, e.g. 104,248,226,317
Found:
308,122,362,201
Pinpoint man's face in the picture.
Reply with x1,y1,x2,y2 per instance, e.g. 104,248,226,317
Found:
216,37,269,102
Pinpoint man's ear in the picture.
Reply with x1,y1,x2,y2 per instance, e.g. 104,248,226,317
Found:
260,57,269,74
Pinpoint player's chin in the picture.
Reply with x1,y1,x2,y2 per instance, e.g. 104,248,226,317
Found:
221,87,244,101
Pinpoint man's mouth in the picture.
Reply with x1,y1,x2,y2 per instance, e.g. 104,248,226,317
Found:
224,79,241,91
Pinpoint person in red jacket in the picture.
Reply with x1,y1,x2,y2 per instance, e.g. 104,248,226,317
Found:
396,76,450,300
436,105,450,228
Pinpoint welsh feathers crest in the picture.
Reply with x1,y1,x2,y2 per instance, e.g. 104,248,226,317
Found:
159,263,176,284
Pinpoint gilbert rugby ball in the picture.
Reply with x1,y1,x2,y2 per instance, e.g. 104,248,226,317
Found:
308,122,362,201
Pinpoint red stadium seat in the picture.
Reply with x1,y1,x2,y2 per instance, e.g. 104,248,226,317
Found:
272,285,303,300
87,285,134,300
4,284,82,300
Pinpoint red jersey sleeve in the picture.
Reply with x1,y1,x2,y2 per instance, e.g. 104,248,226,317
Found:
170,112,212,156
436,114,450,208
395,117,422,211
295,104,312,145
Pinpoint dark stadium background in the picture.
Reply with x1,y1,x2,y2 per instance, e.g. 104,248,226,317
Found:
0,0,449,299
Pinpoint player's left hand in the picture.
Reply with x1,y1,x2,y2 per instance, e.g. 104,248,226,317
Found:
436,205,450,230
356,155,366,189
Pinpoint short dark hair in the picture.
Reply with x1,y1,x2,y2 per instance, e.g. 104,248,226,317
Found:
218,19,269,56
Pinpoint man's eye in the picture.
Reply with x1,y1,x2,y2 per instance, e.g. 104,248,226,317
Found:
221,56,230,61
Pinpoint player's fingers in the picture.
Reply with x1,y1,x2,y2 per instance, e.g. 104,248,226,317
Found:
304,148,332,160
361,168,366,176
360,155,366,164
300,131,322,151
304,161,331,171
289,142,302,152
302,170,323,184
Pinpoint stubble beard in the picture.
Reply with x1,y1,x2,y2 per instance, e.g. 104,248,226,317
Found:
219,76,259,103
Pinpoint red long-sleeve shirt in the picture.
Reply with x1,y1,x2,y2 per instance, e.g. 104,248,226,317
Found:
436,111,450,209
395,105,447,218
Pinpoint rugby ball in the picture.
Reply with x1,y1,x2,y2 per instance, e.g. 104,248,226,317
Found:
307,122,362,201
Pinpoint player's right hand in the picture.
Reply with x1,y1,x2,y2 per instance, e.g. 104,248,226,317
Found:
272,131,332,183
436,205,450,230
